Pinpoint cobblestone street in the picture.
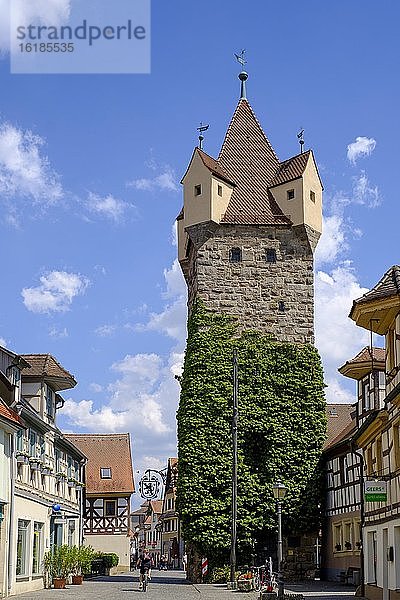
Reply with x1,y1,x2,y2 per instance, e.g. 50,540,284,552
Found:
17,570,357,600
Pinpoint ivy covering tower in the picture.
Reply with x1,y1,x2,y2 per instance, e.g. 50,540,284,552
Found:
176,64,326,580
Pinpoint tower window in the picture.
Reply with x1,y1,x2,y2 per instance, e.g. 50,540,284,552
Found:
287,189,295,200
266,249,277,263
278,301,286,312
230,247,242,263
217,184,223,197
310,190,316,202
194,184,202,196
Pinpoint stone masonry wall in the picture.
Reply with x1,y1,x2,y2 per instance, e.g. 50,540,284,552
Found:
186,223,316,344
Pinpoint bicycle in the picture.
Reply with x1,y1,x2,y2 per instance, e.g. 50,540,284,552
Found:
251,565,278,593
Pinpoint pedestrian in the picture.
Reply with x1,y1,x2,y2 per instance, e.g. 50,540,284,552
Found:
182,552,188,573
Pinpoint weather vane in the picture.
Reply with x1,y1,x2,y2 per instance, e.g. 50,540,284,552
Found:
234,49,247,69
197,122,209,151
297,128,305,154
235,49,248,99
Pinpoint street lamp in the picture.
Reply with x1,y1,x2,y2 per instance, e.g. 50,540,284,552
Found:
273,481,287,600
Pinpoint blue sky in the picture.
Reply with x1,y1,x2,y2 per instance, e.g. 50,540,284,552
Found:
0,0,399,501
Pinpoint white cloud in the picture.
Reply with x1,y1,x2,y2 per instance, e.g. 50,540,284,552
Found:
49,326,68,338
128,166,178,192
0,121,62,207
95,324,116,337
1,0,71,53
315,214,347,267
0,336,7,347
62,399,126,432
86,192,132,222
315,265,370,403
347,136,376,164
353,172,381,208
89,383,103,393
22,270,89,313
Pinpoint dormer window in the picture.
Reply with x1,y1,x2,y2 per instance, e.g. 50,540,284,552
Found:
230,247,242,263
217,184,223,197
287,189,295,200
100,467,112,479
194,184,202,196
310,190,316,202
266,249,277,263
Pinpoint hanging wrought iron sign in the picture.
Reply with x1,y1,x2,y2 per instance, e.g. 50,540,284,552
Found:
138,469,166,500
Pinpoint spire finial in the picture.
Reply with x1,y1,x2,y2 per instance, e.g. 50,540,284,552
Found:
297,128,305,154
235,49,248,99
197,122,209,151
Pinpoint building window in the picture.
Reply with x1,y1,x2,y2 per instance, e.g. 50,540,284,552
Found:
16,429,24,452
333,523,343,552
344,522,353,550
105,500,116,516
278,301,285,312
46,385,54,418
100,467,112,479
32,522,44,574
29,430,37,457
287,189,295,200
310,190,316,202
217,184,223,197
194,184,202,196
16,520,30,576
266,249,277,263
230,247,242,262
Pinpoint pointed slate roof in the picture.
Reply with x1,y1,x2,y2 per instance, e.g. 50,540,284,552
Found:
352,266,400,306
217,99,291,226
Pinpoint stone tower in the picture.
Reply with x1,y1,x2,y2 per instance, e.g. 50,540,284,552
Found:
177,73,323,345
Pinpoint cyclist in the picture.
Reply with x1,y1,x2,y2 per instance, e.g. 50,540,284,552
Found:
137,551,152,590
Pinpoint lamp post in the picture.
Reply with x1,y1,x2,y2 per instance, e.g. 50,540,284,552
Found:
273,481,287,600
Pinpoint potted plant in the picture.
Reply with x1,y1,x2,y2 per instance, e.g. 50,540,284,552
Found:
70,545,95,584
43,545,72,588
345,541,352,550
15,450,29,464
56,472,67,483
29,456,42,470
67,478,76,488
335,543,342,551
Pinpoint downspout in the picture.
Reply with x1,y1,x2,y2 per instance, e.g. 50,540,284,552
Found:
352,443,365,598
79,458,87,545
7,433,16,596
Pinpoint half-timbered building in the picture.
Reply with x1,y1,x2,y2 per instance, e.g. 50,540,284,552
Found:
350,265,400,600
66,433,135,573
322,349,386,585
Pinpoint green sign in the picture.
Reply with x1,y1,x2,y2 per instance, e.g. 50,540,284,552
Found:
365,481,387,502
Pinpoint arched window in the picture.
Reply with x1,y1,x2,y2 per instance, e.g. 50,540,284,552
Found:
266,249,277,263
230,247,242,263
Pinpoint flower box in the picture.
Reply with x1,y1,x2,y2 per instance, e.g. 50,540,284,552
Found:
29,457,42,470
16,453,29,464
237,578,254,592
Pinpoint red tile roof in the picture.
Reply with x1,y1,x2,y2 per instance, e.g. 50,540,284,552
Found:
150,500,163,514
197,148,235,186
0,400,23,427
21,354,77,391
324,404,355,450
65,433,135,495
269,151,311,187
